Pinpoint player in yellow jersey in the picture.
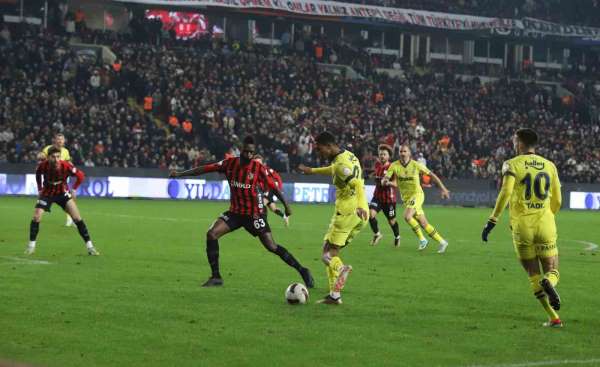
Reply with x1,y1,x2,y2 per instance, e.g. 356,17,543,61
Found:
38,133,74,227
482,128,563,328
382,145,451,253
298,132,368,305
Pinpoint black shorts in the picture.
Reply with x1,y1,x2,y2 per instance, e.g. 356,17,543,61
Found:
219,211,271,237
369,199,397,220
264,191,276,205
35,192,72,212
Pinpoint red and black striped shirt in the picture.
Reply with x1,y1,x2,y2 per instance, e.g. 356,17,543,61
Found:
373,160,396,204
36,160,85,197
203,157,275,216
265,166,283,192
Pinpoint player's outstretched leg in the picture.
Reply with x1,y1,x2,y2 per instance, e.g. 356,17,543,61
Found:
25,208,44,255
203,219,231,287
65,200,99,256
416,215,448,253
389,219,401,247
369,209,382,246
259,233,314,288
522,258,562,327
317,242,350,305
404,210,427,249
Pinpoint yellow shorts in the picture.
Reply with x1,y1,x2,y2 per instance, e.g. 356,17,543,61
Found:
511,214,558,260
324,211,368,247
403,193,425,217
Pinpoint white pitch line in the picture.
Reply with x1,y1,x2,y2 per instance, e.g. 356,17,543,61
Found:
0,256,52,265
462,358,600,367
573,240,599,252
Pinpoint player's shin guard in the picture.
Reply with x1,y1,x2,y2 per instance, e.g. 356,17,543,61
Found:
273,208,285,218
423,224,445,243
544,269,560,287
391,222,400,238
530,274,559,321
273,245,302,271
74,220,91,242
406,217,426,241
206,239,221,278
369,217,379,234
29,220,39,241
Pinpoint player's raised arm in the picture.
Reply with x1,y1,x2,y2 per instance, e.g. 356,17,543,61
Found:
550,164,562,215
169,160,228,178
298,164,332,175
482,161,516,242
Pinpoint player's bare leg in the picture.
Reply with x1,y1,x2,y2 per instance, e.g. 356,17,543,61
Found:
25,208,45,255
203,218,232,287
388,217,401,247
540,255,561,311
369,208,383,246
318,242,351,305
404,208,428,250
64,199,99,255
416,213,448,254
521,257,562,327
258,232,313,288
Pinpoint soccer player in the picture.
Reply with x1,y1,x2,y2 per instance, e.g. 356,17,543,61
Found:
482,128,563,328
254,154,289,227
38,133,75,227
169,136,314,288
368,144,400,247
26,146,99,256
298,132,368,305
382,145,450,253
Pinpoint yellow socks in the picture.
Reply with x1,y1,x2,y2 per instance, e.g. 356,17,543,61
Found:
530,274,560,321
327,256,343,292
406,217,426,241
423,223,445,243
544,269,560,287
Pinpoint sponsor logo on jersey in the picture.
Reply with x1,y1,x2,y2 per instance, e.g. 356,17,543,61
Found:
397,176,414,181
232,181,252,189
524,160,545,170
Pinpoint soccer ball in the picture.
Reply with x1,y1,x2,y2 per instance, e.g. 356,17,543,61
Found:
285,283,309,304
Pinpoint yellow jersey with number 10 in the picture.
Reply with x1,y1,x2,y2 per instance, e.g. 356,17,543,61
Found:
331,150,368,213
502,153,561,221
385,159,430,201
42,145,71,161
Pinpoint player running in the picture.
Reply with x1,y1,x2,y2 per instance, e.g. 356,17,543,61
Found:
382,145,450,253
38,132,75,227
169,136,314,288
298,132,368,305
26,146,99,256
368,144,401,247
482,128,563,328
254,154,289,227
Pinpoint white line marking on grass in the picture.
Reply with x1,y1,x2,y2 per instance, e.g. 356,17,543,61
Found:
0,256,52,265
462,358,600,367
572,240,599,252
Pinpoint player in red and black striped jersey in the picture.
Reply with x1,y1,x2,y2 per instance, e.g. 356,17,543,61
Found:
25,146,100,256
368,144,401,247
254,154,289,227
169,136,314,288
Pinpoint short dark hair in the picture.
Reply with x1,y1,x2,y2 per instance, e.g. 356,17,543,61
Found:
47,146,61,156
378,144,393,155
242,136,255,145
315,131,336,145
516,128,538,147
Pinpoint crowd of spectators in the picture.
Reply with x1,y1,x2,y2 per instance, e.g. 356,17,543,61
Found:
1,22,599,183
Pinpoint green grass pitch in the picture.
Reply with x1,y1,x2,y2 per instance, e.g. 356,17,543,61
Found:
0,196,599,367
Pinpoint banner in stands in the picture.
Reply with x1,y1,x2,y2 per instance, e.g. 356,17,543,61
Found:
569,192,600,210
116,0,600,38
117,0,516,30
